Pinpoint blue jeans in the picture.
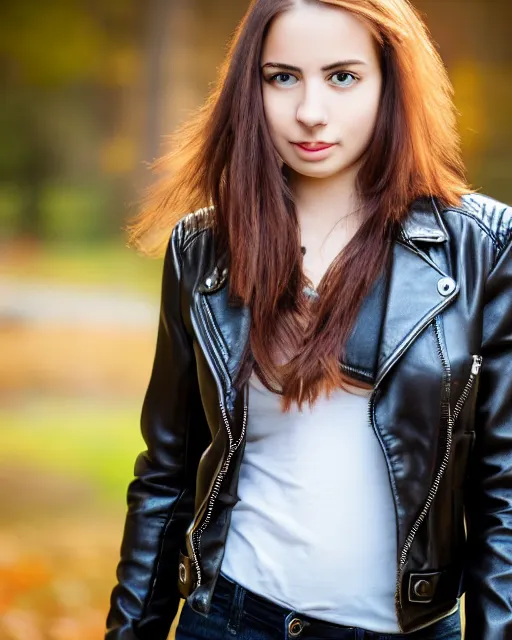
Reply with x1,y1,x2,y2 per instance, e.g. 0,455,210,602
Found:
175,573,462,639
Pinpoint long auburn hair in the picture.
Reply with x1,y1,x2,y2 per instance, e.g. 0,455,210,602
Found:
126,0,471,411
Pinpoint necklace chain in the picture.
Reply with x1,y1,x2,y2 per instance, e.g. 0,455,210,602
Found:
300,245,319,299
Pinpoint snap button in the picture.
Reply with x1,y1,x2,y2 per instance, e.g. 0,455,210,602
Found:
288,617,304,637
178,562,187,583
413,578,433,598
198,265,228,294
437,276,456,296
203,266,221,290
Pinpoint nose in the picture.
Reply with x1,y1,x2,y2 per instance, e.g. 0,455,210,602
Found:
296,85,327,128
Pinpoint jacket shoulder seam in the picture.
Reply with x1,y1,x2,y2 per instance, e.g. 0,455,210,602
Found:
443,207,501,251
175,206,214,254
182,226,211,254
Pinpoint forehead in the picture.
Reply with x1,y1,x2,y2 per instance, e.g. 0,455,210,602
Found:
261,3,378,66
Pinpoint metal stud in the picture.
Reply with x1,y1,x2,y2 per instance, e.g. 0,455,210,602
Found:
200,265,228,293
413,578,433,598
437,276,456,296
178,562,187,583
288,618,304,637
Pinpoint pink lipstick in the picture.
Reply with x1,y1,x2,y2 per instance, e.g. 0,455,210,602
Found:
292,141,336,160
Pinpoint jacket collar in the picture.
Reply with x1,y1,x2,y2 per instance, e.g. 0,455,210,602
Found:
400,196,449,244
198,195,449,293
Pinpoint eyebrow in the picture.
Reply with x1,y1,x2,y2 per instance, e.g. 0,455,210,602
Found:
261,60,367,72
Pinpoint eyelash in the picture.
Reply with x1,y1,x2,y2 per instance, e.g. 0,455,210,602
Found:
266,71,359,87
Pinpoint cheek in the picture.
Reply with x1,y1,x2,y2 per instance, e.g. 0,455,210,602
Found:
264,110,289,145
341,91,381,142
263,89,293,133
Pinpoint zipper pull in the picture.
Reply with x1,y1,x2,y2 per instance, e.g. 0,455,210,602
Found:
471,355,483,376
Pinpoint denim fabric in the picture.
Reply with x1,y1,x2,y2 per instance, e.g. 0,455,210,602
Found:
175,573,462,640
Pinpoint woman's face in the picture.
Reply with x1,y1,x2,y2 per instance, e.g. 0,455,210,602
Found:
260,2,383,181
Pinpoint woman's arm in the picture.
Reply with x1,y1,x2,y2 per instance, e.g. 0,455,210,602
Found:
105,221,208,640
464,230,512,640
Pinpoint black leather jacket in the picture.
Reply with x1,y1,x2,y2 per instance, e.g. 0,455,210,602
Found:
105,194,512,640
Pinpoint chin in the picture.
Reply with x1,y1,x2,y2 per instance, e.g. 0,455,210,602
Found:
287,163,350,180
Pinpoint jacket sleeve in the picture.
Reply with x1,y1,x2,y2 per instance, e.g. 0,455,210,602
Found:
105,222,207,640
464,232,512,640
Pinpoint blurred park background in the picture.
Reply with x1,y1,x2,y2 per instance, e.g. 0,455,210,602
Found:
0,1,511,638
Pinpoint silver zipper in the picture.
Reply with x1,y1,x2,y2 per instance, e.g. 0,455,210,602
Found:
190,401,247,586
188,293,248,588
368,315,483,629
397,352,482,573
341,361,372,379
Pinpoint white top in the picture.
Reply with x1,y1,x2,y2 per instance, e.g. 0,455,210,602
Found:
220,369,401,633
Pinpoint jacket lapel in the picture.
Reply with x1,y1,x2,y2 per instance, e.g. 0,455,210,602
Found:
374,196,457,386
198,286,251,385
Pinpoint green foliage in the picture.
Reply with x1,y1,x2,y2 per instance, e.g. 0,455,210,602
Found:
0,184,28,235
39,183,114,241
2,238,162,294
0,396,145,503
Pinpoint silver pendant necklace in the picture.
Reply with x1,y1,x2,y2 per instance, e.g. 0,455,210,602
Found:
300,245,319,300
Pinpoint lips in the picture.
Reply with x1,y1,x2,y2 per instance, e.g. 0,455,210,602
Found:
294,142,334,151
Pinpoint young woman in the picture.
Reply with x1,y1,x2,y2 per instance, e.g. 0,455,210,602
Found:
105,0,512,638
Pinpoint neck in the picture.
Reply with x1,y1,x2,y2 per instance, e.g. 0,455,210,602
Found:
286,164,362,230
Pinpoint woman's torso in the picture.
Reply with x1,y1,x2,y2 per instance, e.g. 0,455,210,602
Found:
220,370,402,633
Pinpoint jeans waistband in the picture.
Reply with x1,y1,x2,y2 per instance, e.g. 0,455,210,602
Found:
216,572,372,639
214,572,460,639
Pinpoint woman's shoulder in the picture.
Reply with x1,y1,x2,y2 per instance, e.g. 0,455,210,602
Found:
441,192,512,255
172,205,215,253
166,206,223,292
